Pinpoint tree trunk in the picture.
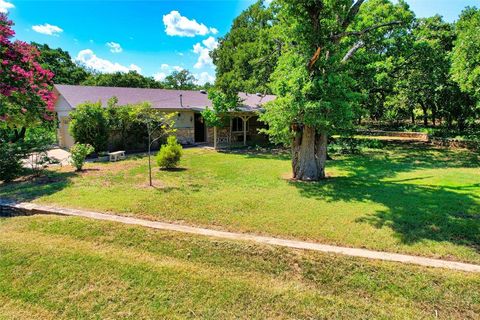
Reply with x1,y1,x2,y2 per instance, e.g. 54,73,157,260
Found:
421,105,428,126
432,106,436,126
292,125,327,181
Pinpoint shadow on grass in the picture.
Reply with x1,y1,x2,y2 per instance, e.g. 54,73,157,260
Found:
159,167,188,172
219,147,291,161
287,144,480,252
0,171,76,203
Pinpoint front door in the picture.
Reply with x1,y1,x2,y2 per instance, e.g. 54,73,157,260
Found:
194,113,206,143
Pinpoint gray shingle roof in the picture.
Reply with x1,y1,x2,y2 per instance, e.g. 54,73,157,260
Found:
54,85,275,112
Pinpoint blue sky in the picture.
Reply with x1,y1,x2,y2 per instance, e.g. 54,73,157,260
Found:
2,0,478,84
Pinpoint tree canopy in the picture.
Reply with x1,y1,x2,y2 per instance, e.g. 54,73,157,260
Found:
452,7,480,101
32,42,89,85
82,71,164,89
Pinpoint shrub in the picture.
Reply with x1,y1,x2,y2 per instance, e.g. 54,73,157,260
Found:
69,102,109,152
70,143,94,171
156,136,182,169
0,142,25,182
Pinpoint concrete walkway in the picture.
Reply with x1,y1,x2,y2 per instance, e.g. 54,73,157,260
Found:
3,200,480,273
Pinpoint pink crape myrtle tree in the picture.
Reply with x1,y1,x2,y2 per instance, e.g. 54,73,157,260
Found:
0,13,56,143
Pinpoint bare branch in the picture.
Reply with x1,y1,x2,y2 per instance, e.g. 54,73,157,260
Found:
334,21,403,40
342,41,364,63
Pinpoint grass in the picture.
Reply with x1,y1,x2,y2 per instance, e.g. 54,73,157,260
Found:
0,215,479,319
1,142,479,264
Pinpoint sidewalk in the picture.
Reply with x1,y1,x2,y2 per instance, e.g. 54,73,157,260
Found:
2,200,480,273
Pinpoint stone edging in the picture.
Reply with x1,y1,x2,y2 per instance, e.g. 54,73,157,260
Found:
1,200,480,273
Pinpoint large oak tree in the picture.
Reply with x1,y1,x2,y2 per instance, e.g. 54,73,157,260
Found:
214,0,410,181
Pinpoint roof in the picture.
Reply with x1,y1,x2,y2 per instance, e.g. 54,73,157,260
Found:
54,85,276,112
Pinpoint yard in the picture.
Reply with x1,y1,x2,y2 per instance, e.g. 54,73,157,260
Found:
1,141,479,264
0,215,479,319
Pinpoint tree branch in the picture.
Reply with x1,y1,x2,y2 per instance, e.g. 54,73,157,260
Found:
308,47,322,72
334,21,403,40
341,41,364,63
341,0,366,30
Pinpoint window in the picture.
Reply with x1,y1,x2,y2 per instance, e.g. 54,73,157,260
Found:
232,117,248,132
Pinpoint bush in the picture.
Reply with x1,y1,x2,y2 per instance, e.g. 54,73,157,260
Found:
69,102,109,152
0,142,25,182
70,143,94,171
156,136,182,169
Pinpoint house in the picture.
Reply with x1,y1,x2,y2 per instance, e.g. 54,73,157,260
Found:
53,85,276,149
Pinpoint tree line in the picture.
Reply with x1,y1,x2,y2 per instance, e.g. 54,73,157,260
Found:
210,0,480,181
31,43,211,90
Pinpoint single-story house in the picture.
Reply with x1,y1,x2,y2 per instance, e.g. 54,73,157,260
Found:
53,85,275,150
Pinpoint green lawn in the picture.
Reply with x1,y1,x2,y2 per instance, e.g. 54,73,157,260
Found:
1,142,479,263
0,216,479,319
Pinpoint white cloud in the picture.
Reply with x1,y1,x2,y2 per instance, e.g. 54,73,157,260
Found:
153,72,167,81
195,72,215,85
193,36,218,69
0,0,14,13
76,49,141,74
32,23,63,36
154,65,184,81
163,10,218,37
106,42,122,53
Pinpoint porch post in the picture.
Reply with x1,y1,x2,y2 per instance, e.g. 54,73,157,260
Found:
243,117,247,146
214,126,217,149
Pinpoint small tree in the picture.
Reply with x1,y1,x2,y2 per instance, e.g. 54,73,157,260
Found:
136,104,175,186
70,143,94,171
156,136,182,169
69,102,109,152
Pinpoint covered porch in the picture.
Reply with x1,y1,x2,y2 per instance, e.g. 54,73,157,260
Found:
209,112,268,149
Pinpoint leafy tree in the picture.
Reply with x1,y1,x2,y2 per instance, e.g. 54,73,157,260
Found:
163,70,197,90
260,0,407,180
0,13,56,143
83,71,163,88
135,105,175,187
212,0,278,95
32,42,90,85
452,7,480,101
347,0,414,123
69,102,110,152
395,16,456,126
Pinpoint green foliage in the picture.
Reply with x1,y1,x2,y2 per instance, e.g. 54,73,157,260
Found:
69,102,109,152
201,89,239,128
82,71,163,88
0,142,25,182
0,124,57,182
329,137,384,155
156,136,182,169
69,143,94,171
452,7,480,101
163,70,197,90
212,0,278,94
32,42,90,85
